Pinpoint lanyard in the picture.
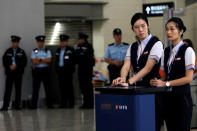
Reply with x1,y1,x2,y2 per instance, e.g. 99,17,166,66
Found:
136,37,152,69
167,43,183,79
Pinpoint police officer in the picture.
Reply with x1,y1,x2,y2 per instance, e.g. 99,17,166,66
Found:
55,34,75,108
1,35,27,111
76,33,95,109
104,28,129,84
150,17,195,131
31,35,53,109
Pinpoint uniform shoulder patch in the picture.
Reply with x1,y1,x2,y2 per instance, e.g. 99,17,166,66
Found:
33,48,38,53
108,43,114,46
123,42,129,45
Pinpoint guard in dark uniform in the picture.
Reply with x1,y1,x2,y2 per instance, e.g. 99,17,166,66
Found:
55,34,76,108
76,33,95,109
31,35,53,109
1,35,27,111
104,28,129,84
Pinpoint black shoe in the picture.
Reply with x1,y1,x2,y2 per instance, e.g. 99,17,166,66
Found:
58,105,68,109
47,105,55,109
13,107,21,110
86,105,94,109
29,106,37,110
79,105,90,109
0,107,8,111
68,105,74,109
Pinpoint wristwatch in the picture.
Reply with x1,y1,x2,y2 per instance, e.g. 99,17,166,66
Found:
165,81,170,87
128,81,133,87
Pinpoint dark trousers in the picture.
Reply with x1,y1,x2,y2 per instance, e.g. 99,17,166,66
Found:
57,68,74,107
78,66,94,107
155,94,165,131
3,72,23,109
108,64,122,84
158,93,193,131
32,67,52,108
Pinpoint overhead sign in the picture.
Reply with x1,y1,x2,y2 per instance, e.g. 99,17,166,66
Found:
143,2,174,17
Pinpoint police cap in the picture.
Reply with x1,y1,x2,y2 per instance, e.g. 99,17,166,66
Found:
59,34,69,42
78,32,88,39
113,28,122,35
35,35,45,42
11,35,21,42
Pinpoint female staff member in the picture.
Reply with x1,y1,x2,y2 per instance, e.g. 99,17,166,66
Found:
112,13,163,87
183,39,197,72
150,17,195,131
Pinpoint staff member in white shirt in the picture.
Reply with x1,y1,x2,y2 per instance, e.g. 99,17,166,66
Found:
150,17,195,131
112,13,163,87
151,17,195,131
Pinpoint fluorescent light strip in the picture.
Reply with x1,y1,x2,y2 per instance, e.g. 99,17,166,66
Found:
49,22,61,45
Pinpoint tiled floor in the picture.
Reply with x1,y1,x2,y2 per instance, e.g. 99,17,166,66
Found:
0,107,196,131
0,108,95,131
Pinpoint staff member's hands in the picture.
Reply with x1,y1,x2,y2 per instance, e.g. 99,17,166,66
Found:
150,78,165,87
112,77,126,87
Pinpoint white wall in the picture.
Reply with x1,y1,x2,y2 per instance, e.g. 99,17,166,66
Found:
180,2,197,50
0,0,44,100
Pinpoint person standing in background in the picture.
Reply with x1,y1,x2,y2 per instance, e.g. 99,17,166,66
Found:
75,33,95,109
1,35,27,111
31,35,53,109
55,34,76,108
104,28,129,84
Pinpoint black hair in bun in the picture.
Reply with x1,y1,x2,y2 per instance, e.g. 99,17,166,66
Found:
131,13,149,27
166,17,186,37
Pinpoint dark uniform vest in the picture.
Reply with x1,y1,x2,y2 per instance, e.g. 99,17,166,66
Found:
75,42,95,68
164,44,190,94
3,47,27,75
130,36,160,86
55,46,76,73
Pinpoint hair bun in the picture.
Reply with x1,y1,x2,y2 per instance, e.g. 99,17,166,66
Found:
183,26,187,33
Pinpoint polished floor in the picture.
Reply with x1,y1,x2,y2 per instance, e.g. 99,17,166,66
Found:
0,107,196,131
0,108,95,131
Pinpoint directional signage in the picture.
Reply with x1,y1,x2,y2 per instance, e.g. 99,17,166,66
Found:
143,2,174,17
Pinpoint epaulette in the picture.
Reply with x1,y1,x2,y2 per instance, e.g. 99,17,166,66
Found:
123,42,129,45
108,43,114,46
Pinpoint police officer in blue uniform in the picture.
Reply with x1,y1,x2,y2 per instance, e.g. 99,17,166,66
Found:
76,33,95,109
31,35,53,109
55,34,76,108
104,28,129,84
1,35,27,111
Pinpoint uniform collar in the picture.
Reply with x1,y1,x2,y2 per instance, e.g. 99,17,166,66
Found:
138,34,152,46
172,40,184,54
61,47,66,50
38,47,45,51
114,42,123,47
12,48,17,51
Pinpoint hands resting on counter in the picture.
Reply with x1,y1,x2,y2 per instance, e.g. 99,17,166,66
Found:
111,77,165,88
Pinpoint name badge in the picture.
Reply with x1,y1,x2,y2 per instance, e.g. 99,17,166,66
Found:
65,56,69,59
7,53,12,56
17,53,23,56
144,51,149,55
175,57,181,61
